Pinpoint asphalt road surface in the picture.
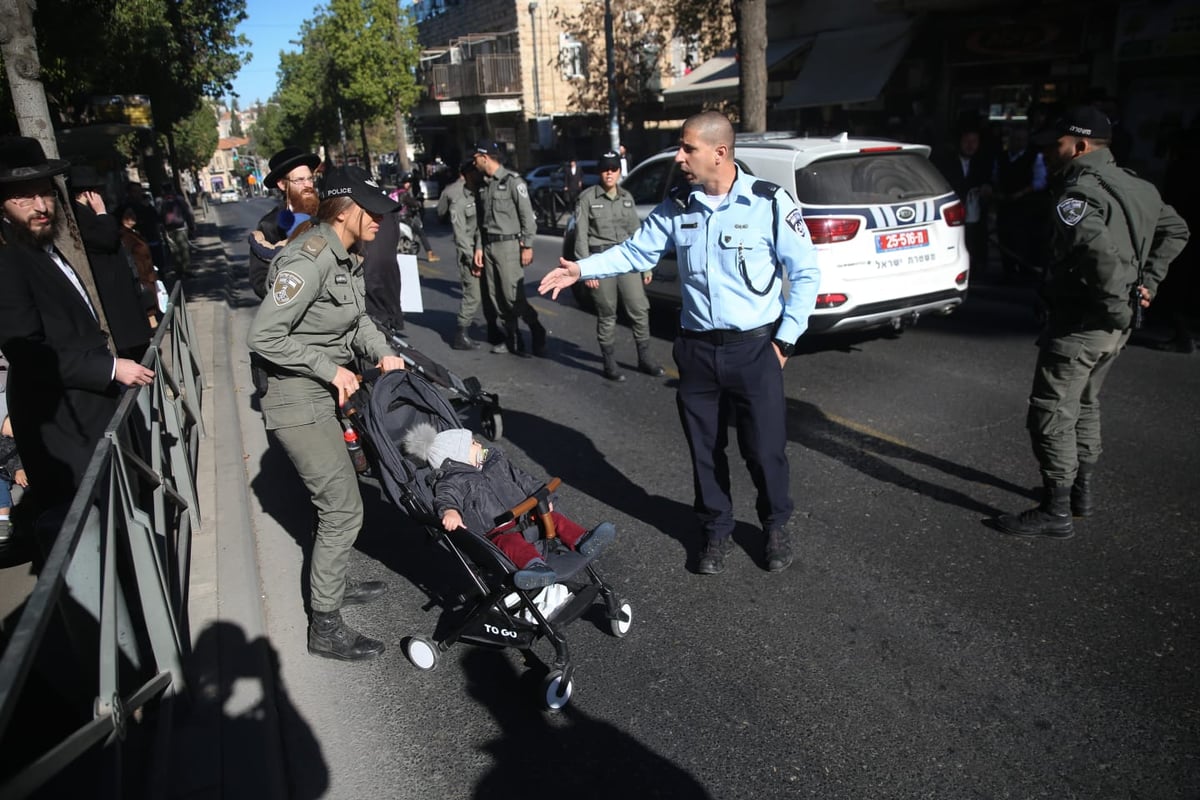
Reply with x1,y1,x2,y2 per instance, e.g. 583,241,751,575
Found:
210,197,1198,800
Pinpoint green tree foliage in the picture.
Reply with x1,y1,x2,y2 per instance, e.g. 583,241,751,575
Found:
173,100,219,173
229,96,244,137
248,102,289,161
551,0,731,126
273,0,421,164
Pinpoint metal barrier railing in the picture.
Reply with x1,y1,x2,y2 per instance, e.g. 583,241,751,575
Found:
0,284,205,799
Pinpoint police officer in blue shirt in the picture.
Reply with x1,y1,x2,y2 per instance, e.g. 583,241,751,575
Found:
540,111,820,575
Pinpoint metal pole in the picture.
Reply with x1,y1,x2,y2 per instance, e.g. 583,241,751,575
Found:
604,0,619,152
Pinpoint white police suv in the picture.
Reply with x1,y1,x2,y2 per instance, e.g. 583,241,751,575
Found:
573,132,969,335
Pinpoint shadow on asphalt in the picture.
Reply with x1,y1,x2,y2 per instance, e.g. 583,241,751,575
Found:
463,648,712,799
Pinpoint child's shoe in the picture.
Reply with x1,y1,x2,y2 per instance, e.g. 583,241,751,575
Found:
513,561,557,591
577,522,615,558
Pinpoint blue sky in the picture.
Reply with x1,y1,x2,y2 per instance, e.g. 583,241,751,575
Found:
230,0,318,105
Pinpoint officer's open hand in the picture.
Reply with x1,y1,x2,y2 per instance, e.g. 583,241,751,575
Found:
538,258,582,300
377,355,405,373
114,358,154,387
331,366,360,407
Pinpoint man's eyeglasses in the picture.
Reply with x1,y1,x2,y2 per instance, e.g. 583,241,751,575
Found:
285,176,316,185
6,190,55,208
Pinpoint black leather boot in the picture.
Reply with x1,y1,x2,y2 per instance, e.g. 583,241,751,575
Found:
764,527,793,572
1071,462,1095,518
451,328,478,351
308,610,385,661
993,483,1074,539
601,346,625,381
507,328,531,358
635,340,665,377
529,319,548,357
343,578,388,606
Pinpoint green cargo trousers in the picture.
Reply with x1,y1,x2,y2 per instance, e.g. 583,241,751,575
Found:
591,272,651,348
483,238,538,331
456,248,484,329
1026,328,1130,486
262,376,362,613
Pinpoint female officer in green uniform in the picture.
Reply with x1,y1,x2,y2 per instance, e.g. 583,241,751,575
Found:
249,165,405,662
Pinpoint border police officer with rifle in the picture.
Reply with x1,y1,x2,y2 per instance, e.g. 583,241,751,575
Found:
993,107,1189,539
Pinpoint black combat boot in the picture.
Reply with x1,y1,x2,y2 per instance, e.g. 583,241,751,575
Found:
529,319,548,357
635,340,665,377
697,535,735,575
308,610,385,661
343,578,388,606
1071,462,1096,518
993,482,1074,539
764,527,793,573
451,328,478,351
601,346,625,381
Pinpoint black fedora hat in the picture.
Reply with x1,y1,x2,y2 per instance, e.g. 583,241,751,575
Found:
68,164,106,191
0,136,69,183
265,145,321,187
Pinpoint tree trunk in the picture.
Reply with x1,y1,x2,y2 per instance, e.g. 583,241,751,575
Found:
394,105,410,174
734,0,767,133
0,0,112,344
358,119,370,174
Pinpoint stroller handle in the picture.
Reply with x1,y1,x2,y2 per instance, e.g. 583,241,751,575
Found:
495,477,563,538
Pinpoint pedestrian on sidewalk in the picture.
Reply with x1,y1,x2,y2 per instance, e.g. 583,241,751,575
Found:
158,182,194,279
248,146,321,300
574,150,663,381
992,107,1189,539
248,165,407,662
540,111,821,576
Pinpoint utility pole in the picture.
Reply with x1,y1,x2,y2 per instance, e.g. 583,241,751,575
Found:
604,0,619,152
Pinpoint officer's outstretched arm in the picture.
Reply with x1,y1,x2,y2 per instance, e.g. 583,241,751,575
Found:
539,259,581,299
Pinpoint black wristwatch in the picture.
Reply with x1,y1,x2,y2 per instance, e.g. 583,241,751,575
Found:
772,338,795,357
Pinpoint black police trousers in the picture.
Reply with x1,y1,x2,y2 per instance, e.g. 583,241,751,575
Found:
673,333,794,541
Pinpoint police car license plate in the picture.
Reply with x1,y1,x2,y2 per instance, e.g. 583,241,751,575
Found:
875,229,929,252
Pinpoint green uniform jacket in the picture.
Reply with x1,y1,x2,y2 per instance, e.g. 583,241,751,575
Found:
248,222,392,384
573,184,641,261
436,177,479,254
474,166,536,249
1044,148,1190,332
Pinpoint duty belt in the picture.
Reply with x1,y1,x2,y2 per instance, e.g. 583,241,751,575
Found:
588,243,616,254
679,322,774,345
483,232,520,243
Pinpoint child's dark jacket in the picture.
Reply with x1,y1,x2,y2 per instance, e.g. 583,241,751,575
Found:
433,447,545,533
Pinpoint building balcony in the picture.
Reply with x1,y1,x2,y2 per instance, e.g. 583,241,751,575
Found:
426,54,522,100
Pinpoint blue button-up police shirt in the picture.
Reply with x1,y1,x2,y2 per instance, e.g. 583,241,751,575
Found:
577,167,821,343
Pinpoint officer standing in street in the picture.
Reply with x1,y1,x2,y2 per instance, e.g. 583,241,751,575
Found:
993,107,1189,539
437,160,500,350
540,111,820,575
574,150,664,381
472,141,547,358
248,165,406,661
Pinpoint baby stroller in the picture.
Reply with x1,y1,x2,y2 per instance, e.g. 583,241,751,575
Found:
348,370,632,710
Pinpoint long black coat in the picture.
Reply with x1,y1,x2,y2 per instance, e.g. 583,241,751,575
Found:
0,222,120,508
75,203,152,358
249,204,287,300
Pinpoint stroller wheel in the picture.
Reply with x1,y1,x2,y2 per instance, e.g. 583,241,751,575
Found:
405,636,440,671
610,599,633,638
481,407,503,441
541,670,573,711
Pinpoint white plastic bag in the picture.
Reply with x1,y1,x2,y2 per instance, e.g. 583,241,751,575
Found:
503,583,572,623
155,279,169,314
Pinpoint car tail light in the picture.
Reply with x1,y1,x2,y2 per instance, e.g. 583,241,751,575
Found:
942,202,965,227
956,270,968,285
806,217,860,244
815,293,848,308
859,146,903,153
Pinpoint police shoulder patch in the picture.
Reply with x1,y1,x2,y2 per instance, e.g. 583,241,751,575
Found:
1056,197,1088,226
516,182,528,198
785,208,808,237
272,270,306,306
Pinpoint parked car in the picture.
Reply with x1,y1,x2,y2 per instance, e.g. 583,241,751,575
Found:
218,188,240,204
524,164,563,194
563,133,968,336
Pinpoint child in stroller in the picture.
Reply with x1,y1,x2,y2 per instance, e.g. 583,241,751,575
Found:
402,422,615,590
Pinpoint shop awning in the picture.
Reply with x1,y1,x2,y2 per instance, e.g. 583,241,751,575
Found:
662,38,809,107
775,20,912,110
